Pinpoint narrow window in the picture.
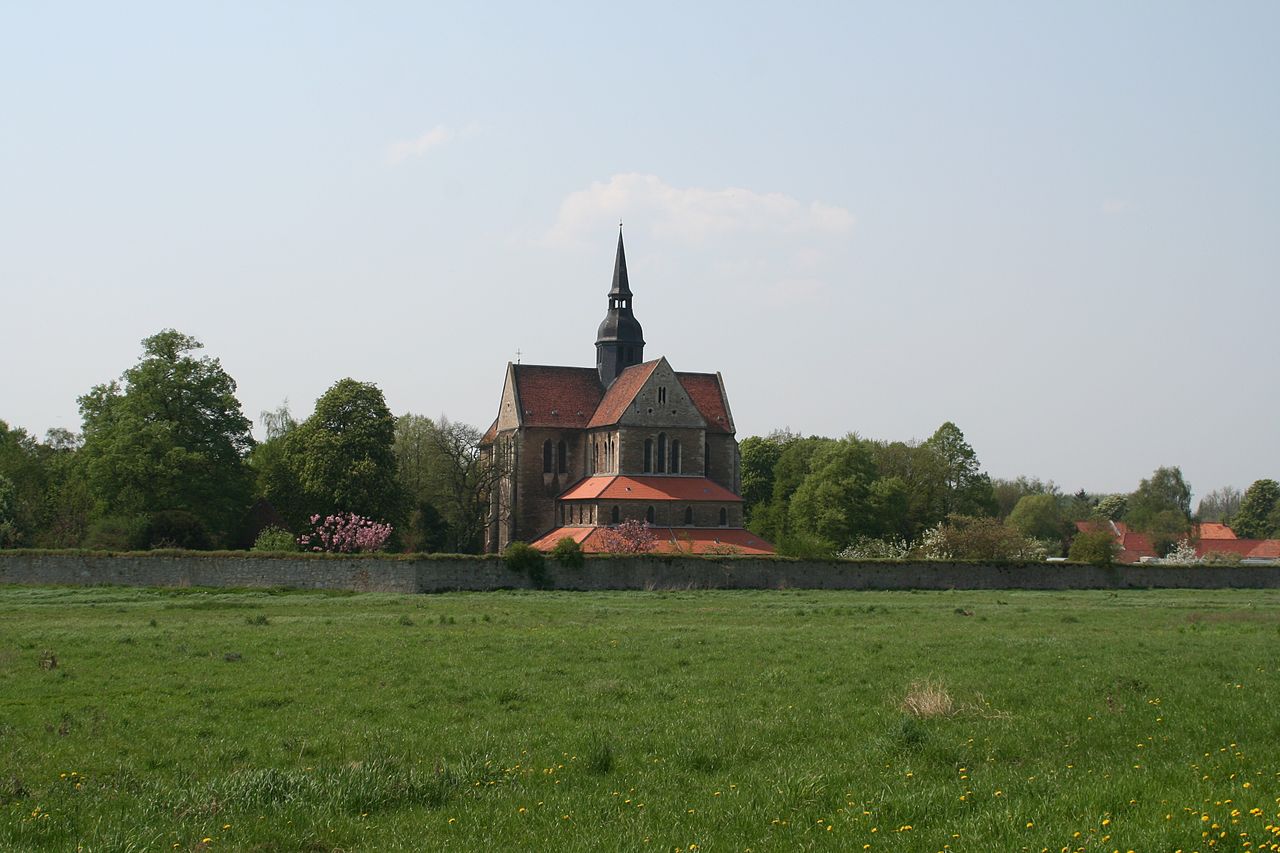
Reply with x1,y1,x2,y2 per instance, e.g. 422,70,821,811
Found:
542,440,553,474
705,439,711,477
719,507,728,526
657,386,666,404
684,506,693,526
557,440,567,474
657,433,667,472
646,506,655,524
671,439,681,474
643,438,653,472
611,505,620,524
560,504,565,525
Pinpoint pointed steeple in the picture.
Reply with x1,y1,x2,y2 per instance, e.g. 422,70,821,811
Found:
609,223,632,297
595,224,645,386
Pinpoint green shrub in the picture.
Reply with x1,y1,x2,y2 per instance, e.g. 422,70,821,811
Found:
141,510,211,550
253,526,298,552
84,515,148,551
1068,529,1118,566
550,536,585,568
503,541,549,587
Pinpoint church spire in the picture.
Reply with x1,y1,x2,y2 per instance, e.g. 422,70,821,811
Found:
595,225,645,386
609,222,632,297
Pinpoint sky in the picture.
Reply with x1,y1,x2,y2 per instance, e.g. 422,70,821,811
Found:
2,2,1277,501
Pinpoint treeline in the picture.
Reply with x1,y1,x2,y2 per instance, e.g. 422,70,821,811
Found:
0,330,494,552
742,428,1280,560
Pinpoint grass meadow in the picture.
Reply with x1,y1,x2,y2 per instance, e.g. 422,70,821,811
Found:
1,585,1278,852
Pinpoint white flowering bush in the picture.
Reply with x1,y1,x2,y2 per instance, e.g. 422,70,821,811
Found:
1158,538,1201,565
838,536,912,560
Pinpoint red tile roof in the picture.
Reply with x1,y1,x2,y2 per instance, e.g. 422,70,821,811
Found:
1196,522,1237,540
677,372,733,434
1248,540,1280,559
479,418,498,445
1195,538,1280,559
511,365,604,428
530,525,774,555
587,360,660,428
559,475,741,503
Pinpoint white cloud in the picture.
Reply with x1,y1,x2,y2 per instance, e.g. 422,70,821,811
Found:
545,173,855,245
386,124,471,164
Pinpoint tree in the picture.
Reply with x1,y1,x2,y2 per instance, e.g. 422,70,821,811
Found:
1125,466,1192,531
992,476,1060,520
77,330,254,546
249,402,308,534
1231,479,1280,539
1094,494,1128,521
747,436,833,545
921,422,997,519
1068,529,1118,566
1007,493,1067,545
788,435,902,554
1196,486,1242,523
285,379,403,527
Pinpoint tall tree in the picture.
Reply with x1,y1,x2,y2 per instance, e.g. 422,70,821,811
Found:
921,422,997,519
1126,466,1192,531
1196,486,1242,523
1231,479,1280,539
788,435,897,553
77,330,254,546
286,379,404,526
1007,493,1068,548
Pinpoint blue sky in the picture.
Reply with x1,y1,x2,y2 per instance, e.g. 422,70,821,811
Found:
2,2,1277,498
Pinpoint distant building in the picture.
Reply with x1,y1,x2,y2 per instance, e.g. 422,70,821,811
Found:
479,229,773,556
1074,519,1280,563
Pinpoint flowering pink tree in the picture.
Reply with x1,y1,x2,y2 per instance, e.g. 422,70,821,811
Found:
596,519,658,554
297,513,393,553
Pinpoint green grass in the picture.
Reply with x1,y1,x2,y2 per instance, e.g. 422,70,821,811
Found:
1,587,1278,852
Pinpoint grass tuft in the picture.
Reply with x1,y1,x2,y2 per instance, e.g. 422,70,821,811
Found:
900,678,954,718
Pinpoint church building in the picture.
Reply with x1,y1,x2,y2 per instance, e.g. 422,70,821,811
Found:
480,229,773,555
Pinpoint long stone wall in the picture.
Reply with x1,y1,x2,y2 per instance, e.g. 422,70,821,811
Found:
1,552,1278,593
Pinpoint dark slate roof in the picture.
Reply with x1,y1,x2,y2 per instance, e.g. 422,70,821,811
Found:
609,227,632,297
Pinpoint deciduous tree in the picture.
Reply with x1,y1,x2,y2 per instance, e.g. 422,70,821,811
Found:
77,330,254,546
1231,479,1280,539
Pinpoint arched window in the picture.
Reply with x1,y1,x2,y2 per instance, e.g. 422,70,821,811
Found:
557,440,567,474
643,438,653,472
646,506,655,524
671,439,681,474
560,504,565,525
611,505,620,524
684,506,693,526
543,440,553,474
657,433,667,472
705,439,711,477
718,507,728,526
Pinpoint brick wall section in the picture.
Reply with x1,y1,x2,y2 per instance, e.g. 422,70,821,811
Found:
2,554,1279,592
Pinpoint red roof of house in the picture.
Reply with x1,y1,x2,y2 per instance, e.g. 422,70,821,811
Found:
587,360,660,428
530,525,774,555
1196,538,1280,559
559,475,741,503
677,372,733,434
511,365,604,428
1073,520,1156,563
1248,540,1280,559
1196,522,1237,540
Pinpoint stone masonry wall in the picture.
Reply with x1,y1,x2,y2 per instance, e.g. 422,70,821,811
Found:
2,553,1278,593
